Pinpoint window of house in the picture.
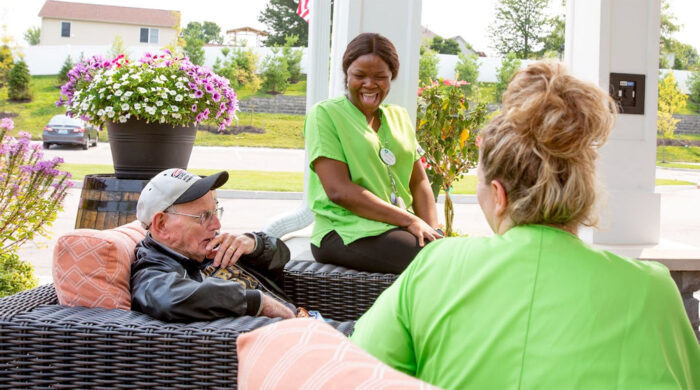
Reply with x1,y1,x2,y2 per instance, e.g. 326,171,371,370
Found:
61,22,71,38
139,27,159,44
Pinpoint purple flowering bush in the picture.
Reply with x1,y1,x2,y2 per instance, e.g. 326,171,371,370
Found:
0,117,72,265
57,51,238,131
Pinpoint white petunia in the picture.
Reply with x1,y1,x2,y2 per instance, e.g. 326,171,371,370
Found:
115,90,124,97
97,109,105,116
118,115,128,123
138,87,147,94
124,91,133,97
171,106,179,112
134,103,141,110
105,106,113,112
107,111,115,118
156,100,163,107
161,109,168,115
121,103,129,111
172,113,181,119
175,94,183,102
161,92,168,99
113,83,121,89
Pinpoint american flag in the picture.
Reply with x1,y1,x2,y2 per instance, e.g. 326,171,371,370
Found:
297,0,310,23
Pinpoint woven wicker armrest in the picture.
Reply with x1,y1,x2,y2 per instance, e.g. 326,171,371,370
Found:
283,260,399,322
0,283,58,320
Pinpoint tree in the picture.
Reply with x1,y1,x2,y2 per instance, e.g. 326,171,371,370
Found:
494,53,521,103
430,37,460,55
183,34,205,66
657,72,687,162
418,47,439,86
24,26,40,46
7,60,32,102
0,43,12,89
540,14,565,58
261,48,290,94
454,52,479,96
282,35,304,83
259,0,309,46
57,55,73,86
107,35,130,59
181,21,222,44
489,0,550,59
688,70,700,108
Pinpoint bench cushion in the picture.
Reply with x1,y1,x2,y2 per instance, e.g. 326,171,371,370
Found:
52,221,145,310
237,318,439,389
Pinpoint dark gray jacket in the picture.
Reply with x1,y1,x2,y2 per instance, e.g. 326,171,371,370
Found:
130,231,290,322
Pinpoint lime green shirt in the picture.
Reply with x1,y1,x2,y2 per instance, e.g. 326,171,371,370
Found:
351,225,700,390
304,96,419,246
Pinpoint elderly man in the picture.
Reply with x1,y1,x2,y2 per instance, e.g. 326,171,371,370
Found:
130,168,296,322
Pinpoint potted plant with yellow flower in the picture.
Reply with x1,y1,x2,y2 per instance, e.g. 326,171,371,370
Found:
416,79,488,236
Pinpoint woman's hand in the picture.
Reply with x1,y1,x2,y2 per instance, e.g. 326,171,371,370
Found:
405,215,444,246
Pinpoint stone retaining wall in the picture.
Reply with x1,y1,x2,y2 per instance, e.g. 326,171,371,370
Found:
237,96,306,116
675,114,700,135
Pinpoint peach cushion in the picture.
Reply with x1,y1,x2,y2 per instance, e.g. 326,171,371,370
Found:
52,221,146,310
237,318,441,390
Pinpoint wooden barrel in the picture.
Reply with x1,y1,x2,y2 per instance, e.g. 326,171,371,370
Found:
75,174,150,230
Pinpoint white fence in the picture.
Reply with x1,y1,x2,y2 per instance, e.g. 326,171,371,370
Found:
19,45,693,93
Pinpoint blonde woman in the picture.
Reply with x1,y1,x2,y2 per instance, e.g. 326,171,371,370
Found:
351,61,700,389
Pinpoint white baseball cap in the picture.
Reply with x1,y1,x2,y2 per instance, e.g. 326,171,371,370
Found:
136,168,229,226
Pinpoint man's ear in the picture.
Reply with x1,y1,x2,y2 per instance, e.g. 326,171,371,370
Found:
149,212,169,239
491,179,509,217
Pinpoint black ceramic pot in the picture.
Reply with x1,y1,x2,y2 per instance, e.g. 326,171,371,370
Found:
106,119,197,179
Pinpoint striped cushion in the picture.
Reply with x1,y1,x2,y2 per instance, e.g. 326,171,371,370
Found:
52,221,146,310
237,318,440,389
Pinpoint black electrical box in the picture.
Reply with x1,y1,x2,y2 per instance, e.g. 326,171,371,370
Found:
609,73,645,115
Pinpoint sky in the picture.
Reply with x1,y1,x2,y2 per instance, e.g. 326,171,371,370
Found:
1,0,699,57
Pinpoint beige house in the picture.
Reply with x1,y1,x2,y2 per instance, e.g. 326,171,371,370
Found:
37,0,180,46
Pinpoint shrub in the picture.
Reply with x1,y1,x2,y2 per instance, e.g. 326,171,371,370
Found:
657,71,687,162
261,48,289,94
0,44,12,89
213,47,260,90
454,53,480,96
418,48,439,86
494,53,521,103
183,35,205,66
0,117,72,297
7,60,32,101
0,251,37,298
416,80,489,236
282,35,304,84
57,55,73,86
0,118,72,252
688,70,700,106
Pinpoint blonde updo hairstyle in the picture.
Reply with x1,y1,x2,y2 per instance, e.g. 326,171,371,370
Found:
479,61,617,229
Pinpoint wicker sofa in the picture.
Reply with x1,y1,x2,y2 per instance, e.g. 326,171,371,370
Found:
0,260,398,389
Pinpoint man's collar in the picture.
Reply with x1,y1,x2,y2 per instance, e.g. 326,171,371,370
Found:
147,232,195,263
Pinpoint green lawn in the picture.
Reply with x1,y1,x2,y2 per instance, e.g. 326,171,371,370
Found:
657,145,700,163
679,100,699,115
2,75,306,149
235,78,307,99
62,164,692,193
657,162,700,170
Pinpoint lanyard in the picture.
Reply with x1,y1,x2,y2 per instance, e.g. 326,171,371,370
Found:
376,119,406,210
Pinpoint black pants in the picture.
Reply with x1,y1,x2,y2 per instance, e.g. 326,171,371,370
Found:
310,228,423,274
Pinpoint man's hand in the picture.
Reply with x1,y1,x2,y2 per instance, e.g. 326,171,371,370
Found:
260,294,295,319
206,233,256,268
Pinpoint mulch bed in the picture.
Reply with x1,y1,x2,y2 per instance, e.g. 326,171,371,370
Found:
657,138,700,146
198,124,265,135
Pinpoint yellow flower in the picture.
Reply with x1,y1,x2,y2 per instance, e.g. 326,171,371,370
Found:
459,129,469,147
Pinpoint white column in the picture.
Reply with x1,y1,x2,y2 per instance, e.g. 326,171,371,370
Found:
262,0,332,238
328,0,422,122
566,0,661,245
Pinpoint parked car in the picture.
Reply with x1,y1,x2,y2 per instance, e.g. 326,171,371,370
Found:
42,114,99,150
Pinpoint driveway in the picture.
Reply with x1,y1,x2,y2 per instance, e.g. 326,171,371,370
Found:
42,143,307,172
40,143,700,185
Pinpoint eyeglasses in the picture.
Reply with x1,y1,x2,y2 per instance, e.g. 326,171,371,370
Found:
165,207,224,226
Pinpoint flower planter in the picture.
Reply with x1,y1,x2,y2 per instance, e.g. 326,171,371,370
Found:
107,119,197,179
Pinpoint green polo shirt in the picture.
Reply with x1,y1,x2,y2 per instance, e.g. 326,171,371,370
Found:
352,224,700,389
304,96,419,246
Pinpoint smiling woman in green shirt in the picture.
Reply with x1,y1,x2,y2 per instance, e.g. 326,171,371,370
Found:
351,61,700,389
305,33,442,274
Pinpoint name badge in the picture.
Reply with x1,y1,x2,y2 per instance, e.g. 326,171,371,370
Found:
380,147,396,166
